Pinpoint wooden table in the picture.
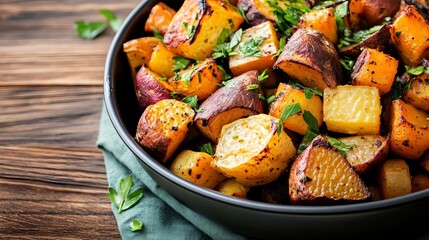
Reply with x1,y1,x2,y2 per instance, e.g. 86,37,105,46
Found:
0,0,139,238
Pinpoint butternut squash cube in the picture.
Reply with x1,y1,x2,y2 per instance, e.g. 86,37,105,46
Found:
269,83,323,135
144,2,176,35
167,58,223,100
148,43,177,78
351,48,399,95
403,73,429,111
390,5,429,67
390,99,429,160
163,0,244,59
298,7,338,44
324,85,382,135
229,21,279,76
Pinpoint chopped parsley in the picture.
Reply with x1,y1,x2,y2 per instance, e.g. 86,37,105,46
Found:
340,56,356,72
277,103,302,135
152,28,164,40
239,36,265,57
273,37,286,59
212,28,243,59
297,110,320,155
246,84,259,90
200,142,214,156
172,56,192,71
267,0,311,36
327,136,356,157
238,6,249,23
258,69,269,82
289,79,323,99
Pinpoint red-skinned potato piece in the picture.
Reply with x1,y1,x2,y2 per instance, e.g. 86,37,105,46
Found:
361,0,401,26
134,65,171,109
195,71,264,143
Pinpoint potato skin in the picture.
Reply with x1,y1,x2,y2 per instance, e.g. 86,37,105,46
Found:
237,0,268,26
123,37,161,79
361,0,401,26
403,73,429,111
274,28,341,90
134,65,171,109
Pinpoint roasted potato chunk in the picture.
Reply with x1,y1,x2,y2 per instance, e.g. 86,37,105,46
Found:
134,65,171,109
348,0,364,31
237,0,287,26
215,179,249,199
163,0,244,59
274,28,341,91
351,48,399,95
195,71,264,142
377,159,412,199
123,37,161,79
144,2,176,35
212,114,296,187
289,136,370,204
412,174,429,192
269,83,323,135
148,43,178,79
339,135,389,174
390,5,429,67
361,0,401,26
297,7,338,44
403,73,429,111
170,150,225,188
389,99,429,160
229,21,279,76
419,150,429,172
135,99,195,163
167,58,223,100
324,85,382,135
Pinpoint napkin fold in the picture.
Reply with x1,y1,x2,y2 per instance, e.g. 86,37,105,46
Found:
97,106,245,240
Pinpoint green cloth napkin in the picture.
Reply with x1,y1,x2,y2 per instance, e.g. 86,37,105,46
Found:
97,106,246,240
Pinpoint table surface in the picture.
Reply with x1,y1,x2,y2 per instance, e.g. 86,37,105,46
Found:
0,0,140,238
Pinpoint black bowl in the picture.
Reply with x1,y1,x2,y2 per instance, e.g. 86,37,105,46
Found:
104,1,429,239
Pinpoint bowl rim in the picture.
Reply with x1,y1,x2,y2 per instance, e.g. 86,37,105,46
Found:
104,0,429,215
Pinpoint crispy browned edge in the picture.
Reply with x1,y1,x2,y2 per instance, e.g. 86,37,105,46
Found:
362,0,401,26
340,24,391,57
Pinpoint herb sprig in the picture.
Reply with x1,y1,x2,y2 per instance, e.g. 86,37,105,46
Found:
289,79,323,99
200,143,214,156
107,176,143,214
267,0,311,36
75,9,123,39
130,219,144,232
277,103,302,135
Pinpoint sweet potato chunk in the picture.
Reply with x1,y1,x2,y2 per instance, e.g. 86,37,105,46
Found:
324,85,382,135
289,136,370,204
170,150,225,188
123,37,161,79
339,135,389,174
403,73,429,111
195,71,264,142
274,28,341,91
144,2,176,35
390,5,429,67
377,159,411,199
229,21,279,76
351,48,399,95
269,83,323,135
163,0,244,59
148,43,178,79
390,99,429,160
167,58,223,100
297,7,338,44
237,0,288,26
215,179,249,199
135,99,195,163
212,114,296,187
361,0,401,26
134,65,171,109
348,0,364,31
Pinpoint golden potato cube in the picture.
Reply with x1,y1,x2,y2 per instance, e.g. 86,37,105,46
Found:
378,159,412,199
144,2,176,35
167,58,223,101
123,37,161,79
351,48,399,95
390,99,429,160
215,179,249,199
298,7,338,44
148,43,178,79
163,0,244,59
403,73,429,111
390,5,429,66
269,83,323,135
170,150,225,189
229,21,279,76
324,85,382,135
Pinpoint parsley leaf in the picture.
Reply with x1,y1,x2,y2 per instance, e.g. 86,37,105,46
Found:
273,37,286,58
75,21,107,39
334,1,348,33
289,79,322,99
266,95,277,105
258,69,269,82
130,219,143,232
218,65,233,80
107,175,143,214
267,0,310,36
182,95,203,112
277,103,302,135
212,28,242,59
172,56,192,71
216,79,236,87
239,37,265,57
200,143,214,156
100,9,123,32
170,92,180,99
297,130,318,155
152,28,164,41
327,136,356,157
340,56,356,72
238,7,249,23
303,110,319,134
405,65,426,76
246,84,259,90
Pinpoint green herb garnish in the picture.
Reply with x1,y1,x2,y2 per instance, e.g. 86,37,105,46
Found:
395,31,402,37
327,136,356,157
258,69,269,82
266,95,277,105
340,56,356,72
212,28,242,59
172,56,192,71
239,36,265,57
107,176,143,214
273,37,286,58
297,111,320,154
267,0,310,36
300,175,312,183
200,143,214,156
246,84,259,90
238,7,249,23
405,65,426,76
289,79,323,99
75,21,107,40
218,65,233,80
182,95,201,111
152,28,164,40
130,219,143,232
100,9,123,32
277,103,302,135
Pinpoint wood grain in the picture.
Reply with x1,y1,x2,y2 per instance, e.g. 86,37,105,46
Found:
0,0,140,238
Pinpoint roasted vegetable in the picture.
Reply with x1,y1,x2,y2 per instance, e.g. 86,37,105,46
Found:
135,99,195,163
269,83,323,135
348,0,364,31
390,5,429,67
148,43,178,79
134,65,171,109
412,174,429,192
212,114,296,187
297,7,338,44
339,135,389,174
419,150,429,172
289,136,370,204
170,150,226,188
377,159,412,199
324,85,382,135
123,37,161,79
351,48,399,95
274,28,341,91
144,2,177,35
229,21,279,76
403,73,429,111
389,99,429,160
361,0,401,26
237,0,286,26
163,0,244,59
195,71,264,142
215,179,249,199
